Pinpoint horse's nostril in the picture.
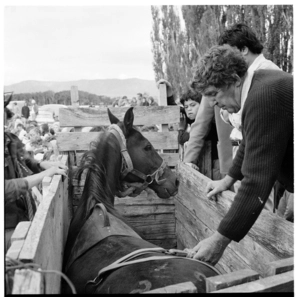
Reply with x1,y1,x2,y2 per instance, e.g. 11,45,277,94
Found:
175,178,179,187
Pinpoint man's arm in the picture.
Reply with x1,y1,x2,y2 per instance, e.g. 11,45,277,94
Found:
218,84,293,242
184,97,214,163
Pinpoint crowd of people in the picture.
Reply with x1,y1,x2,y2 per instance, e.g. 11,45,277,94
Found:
4,96,67,253
112,93,158,108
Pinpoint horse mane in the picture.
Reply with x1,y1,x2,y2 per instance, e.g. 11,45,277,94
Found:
76,130,124,220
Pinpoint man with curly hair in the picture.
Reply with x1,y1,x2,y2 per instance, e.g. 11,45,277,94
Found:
186,44,293,265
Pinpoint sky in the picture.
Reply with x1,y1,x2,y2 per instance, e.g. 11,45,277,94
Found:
3,5,162,85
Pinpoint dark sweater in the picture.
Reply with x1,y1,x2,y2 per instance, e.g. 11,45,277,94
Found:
218,69,293,242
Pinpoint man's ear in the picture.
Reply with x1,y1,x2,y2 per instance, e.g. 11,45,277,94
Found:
241,46,249,56
234,74,243,88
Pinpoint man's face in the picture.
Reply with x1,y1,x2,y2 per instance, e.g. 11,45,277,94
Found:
202,84,241,114
184,99,200,120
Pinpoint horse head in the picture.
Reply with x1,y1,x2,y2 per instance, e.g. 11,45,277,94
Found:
108,107,178,199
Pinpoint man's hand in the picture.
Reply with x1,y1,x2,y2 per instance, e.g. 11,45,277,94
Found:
185,162,199,171
206,175,235,200
156,79,173,97
185,232,231,266
40,160,68,171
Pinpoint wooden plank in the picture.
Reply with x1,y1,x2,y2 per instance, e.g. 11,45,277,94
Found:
57,131,179,151
146,238,177,249
176,162,294,275
12,269,44,294
31,186,43,206
6,240,25,260
143,281,197,293
75,151,179,167
206,269,260,292
10,222,31,244
175,178,280,276
265,257,294,276
70,86,79,106
123,213,175,227
42,176,52,198
59,106,180,127
212,271,294,293
18,175,65,294
115,204,175,216
175,206,248,275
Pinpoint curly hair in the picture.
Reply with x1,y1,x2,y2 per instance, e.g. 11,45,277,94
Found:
191,45,248,93
218,23,263,54
180,89,202,106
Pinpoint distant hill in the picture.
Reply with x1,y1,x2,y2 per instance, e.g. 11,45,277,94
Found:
4,78,159,98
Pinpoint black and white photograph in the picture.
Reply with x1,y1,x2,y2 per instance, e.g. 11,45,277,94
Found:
3,1,296,294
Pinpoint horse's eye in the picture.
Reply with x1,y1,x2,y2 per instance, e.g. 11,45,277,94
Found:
145,144,152,151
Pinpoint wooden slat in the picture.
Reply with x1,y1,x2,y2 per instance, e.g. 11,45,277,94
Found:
206,269,260,292
75,151,179,167
59,106,180,127
10,222,31,243
212,271,294,293
175,162,294,276
115,204,175,216
265,257,294,276
57,131,178,151
143,281,197,293
12,269,44,294
18,172,67,294
6,240,26,260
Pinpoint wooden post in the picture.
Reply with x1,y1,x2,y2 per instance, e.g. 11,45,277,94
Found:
70,86,79,107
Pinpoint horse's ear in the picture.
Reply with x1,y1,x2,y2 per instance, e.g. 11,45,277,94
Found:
4,93,13,108
107,108,119,124
123,107,134,136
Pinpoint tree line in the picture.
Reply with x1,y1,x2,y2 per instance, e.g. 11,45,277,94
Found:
151,5,293,99
11,90,115,106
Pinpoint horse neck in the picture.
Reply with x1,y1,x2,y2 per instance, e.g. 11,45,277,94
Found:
64,132,123,265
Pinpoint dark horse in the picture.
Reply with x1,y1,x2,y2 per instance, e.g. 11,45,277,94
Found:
62,107,219,294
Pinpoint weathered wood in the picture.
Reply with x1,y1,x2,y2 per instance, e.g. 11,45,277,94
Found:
59,106,180,127
265,257,294,276
212,271,294,293
75,151,179,167
115,204,175,216
6,240,25,260
175,202,251,274
12,269,44,294
18,174,67,294
57,131,178,151
175,178,280,276
42,176,52,198
31,186,43,206
176,162,293,276
10,222,31,243
206,269,260,292
70,86,79,106
143,281,197,293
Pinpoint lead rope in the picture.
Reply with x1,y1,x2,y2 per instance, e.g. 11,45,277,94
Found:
5,256,77,294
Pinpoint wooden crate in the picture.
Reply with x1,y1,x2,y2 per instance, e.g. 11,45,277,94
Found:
57,105,181,249
175,162,294,292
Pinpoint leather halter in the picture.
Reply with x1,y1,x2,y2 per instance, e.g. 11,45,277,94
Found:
108,124,167,194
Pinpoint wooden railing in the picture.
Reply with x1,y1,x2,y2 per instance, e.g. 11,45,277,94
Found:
6,155,71,294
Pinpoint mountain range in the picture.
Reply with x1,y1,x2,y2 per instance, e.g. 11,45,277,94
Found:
4,78,159,98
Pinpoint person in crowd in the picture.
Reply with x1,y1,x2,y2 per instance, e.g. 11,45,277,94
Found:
136,93,143,106
4,94,68,252
12,102,21,117
40,123,54,142
185,44,292,265
16,123,27,142
31,99,39,121
147,96,158,106
130,97,137,107
25,127,43,154
141,96,149,106
21,101,30,124
14,116,23,131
